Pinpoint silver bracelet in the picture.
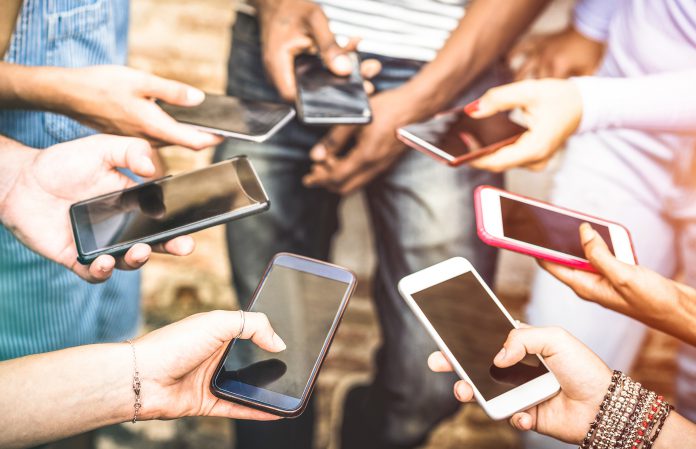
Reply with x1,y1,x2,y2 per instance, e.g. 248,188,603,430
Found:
126,339,142,424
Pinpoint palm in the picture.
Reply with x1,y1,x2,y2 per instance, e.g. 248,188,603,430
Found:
4,136,135,271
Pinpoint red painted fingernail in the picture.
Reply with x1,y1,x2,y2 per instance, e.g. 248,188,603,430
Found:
464,99,480,116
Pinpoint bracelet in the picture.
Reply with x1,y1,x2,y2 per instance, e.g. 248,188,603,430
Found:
580,371,672,449
126,339,142,424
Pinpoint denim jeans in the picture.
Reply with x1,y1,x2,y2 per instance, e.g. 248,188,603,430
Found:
216,13,502,448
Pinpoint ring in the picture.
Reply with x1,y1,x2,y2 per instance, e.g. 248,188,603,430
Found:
235,309,245,340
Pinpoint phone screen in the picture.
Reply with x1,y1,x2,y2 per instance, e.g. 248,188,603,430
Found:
401,111,526,159
71,158,267,255
215,263,351,410
500,196,615,259
158,93,294,138
295,53,371,122
412,271,548,401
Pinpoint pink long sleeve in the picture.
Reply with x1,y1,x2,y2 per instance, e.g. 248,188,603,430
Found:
572,70,696,134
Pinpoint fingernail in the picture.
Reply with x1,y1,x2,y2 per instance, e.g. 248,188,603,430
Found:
494,347,506,363
333,54,353,74
141,157,156,175
453,382,464,401
464,99,481,116
311,145,327,160
580,223,596,244
186,88,205,105
273,333,287,351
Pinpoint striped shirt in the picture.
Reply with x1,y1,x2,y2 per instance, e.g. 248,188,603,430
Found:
0,0,140,360
237,0,468,61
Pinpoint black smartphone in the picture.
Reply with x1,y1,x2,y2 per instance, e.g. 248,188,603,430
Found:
294,52,372,125
158,93,295,142
211,253,357,417
70,156,269,264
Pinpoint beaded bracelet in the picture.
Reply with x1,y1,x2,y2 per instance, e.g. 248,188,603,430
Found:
581,371,672,449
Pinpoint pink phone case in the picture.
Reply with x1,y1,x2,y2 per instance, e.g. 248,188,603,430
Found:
473,185,637,272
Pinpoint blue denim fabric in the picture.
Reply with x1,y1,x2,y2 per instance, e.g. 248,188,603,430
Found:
216,13,502,448
0,0,140,360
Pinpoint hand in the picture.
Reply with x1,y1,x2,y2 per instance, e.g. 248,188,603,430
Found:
541,223,696,345
256,0,364,101
508,26,605,81
428,326,612,444
136,310,287,420
57,65,222,150
464,79,583,172
302,86,414,194
0,135,195,283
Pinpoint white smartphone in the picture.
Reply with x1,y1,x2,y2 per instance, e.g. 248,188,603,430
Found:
398,257,560,420
475,185,637,271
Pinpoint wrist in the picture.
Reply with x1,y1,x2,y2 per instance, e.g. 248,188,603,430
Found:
0,141,39,223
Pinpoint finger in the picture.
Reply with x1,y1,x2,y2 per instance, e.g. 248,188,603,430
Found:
469,131,551,173
363,81,375,95
140,73,206,107
464,81,537,119
83,255,116,283
306,9,354,76
270,35,315,101
116,243,152,270
152,235,196,256
360,59,382,81
240,312,287,352
513,58,539,82
304,148,366,189
510,412,535,431
102,137,156,177
209,400,283,421
453,380,475,403
494,327,570,368
310,125,357,161
579,223,634,285
148,106,224,150
428,351,454,372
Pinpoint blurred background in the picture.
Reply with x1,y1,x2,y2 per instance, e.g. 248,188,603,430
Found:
95,1,678,447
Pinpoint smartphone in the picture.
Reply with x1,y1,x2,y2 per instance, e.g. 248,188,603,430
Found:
158,93,295,142
398,257,560,420
474,185,637,271
397,110,526,166
211,253,356,417
70,156,269,264
294,52,372,125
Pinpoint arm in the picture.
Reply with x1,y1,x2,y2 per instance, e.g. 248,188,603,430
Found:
572,0,619,43
0,63,222,150
0,134,195,283
0,310,285,449
303,0,551,194
573,69,696,133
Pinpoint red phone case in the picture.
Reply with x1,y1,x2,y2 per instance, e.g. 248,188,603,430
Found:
473,185,637,272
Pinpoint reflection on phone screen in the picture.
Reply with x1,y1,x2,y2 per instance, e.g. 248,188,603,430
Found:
295,53,371,120
73,158,266,254
500,196,615,259
412,272,548,401
218,265,349,405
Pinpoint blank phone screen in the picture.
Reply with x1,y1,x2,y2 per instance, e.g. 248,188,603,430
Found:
500,196,615,259
295,53,371,120
72,158,267,254
159,94,293,137
217,265,350,404
412,272,548,401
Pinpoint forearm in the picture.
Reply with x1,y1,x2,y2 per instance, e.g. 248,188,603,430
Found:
0,62,82,113
572,69,696,133
0,135,37,219
0,343,134,449
653,412,696,449
400,0,549,120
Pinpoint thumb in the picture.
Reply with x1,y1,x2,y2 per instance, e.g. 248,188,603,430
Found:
140,73,205,107
579,223,635,284
238,311,287,353
465,80,537,119
100,136,156,178
493,327,570,368
310,125,356,161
